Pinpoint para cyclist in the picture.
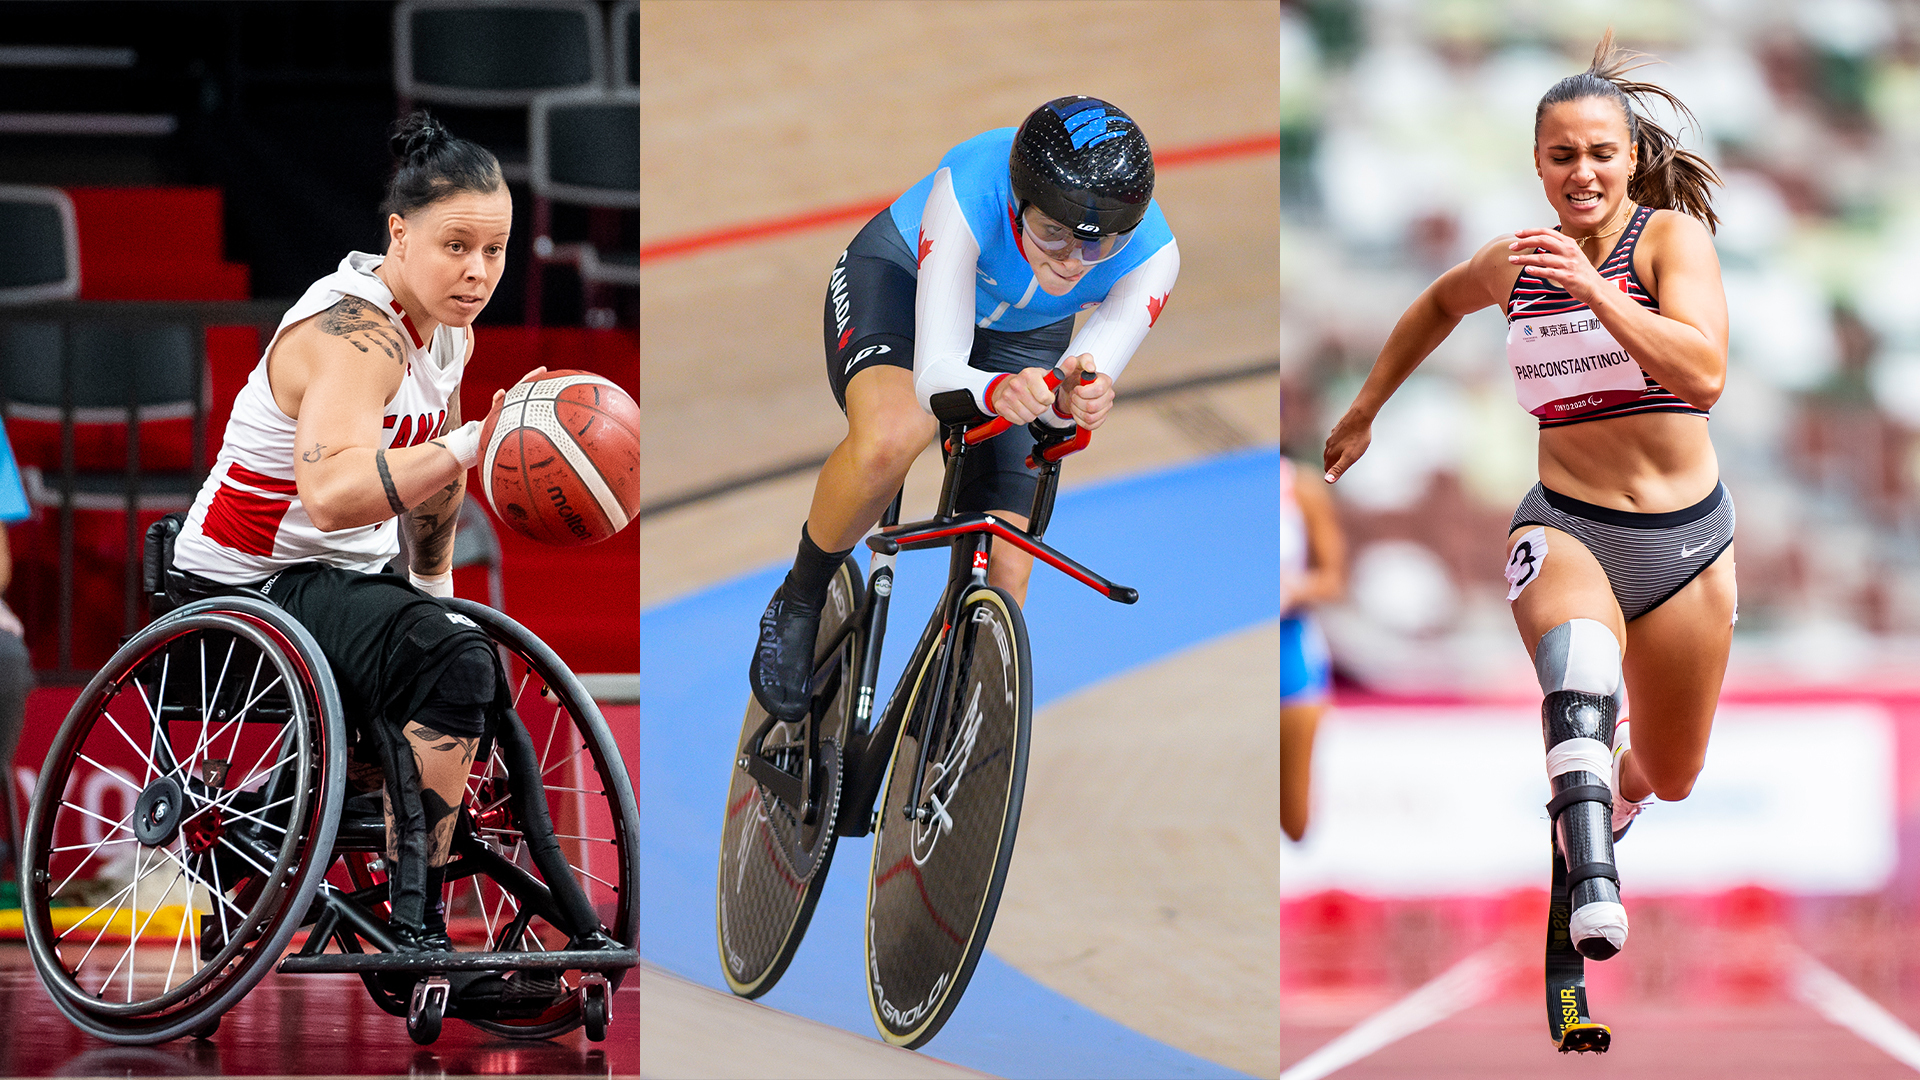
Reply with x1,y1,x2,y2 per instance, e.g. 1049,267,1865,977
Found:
749,96,1181,721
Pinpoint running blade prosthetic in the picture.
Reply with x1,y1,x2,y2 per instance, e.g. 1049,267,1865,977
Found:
1547,832,1612,1053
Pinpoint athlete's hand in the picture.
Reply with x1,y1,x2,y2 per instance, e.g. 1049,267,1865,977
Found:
478,366,549,439
1055,354,1114,429
991,366,1056,426
1509,228,1611,308
1322,407,1373,484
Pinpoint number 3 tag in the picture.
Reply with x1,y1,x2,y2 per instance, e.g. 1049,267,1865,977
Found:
1506,527,1548,601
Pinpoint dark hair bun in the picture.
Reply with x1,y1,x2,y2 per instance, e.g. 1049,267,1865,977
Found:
379,109,504,219
389,110,451,163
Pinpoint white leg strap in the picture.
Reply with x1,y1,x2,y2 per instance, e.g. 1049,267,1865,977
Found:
1546,738,1612,782
1570,901,1629,951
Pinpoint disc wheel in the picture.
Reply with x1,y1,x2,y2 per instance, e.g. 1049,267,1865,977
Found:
716,555,863,997
865,585,1030,1048
329,600,640,1040
20,596,346,1044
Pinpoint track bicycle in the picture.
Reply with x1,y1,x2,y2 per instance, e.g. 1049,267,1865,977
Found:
716,365,1136,1048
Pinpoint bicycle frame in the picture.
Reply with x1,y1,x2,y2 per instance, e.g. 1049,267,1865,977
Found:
826,406,1137,838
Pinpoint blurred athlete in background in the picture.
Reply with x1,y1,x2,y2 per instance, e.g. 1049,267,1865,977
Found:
1322,33,1732,959
0,422,31,908
750,96,1181,722
1281,450,1343,843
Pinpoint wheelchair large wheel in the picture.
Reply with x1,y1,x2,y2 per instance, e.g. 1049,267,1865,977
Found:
333,599,639,1040
716,555,863,998
865,585,1030,1048
20,596,346,1044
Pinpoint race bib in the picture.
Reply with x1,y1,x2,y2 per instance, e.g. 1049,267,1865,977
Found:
1506,309,1646,420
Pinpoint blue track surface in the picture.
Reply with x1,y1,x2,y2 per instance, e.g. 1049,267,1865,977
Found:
641,448,1278,1078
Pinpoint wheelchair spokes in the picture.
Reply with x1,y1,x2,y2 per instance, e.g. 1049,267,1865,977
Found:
21,601,342,1041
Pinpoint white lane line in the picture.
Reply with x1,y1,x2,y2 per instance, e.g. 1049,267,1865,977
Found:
1280,942,1514,1080
1792,949,1920,1072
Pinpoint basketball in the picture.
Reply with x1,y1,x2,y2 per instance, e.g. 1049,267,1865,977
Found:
479,369,639,546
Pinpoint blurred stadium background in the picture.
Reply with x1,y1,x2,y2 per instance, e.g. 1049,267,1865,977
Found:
0,2,635,1073
1281,1,1920,1075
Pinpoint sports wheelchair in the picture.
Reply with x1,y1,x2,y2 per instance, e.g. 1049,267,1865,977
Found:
16,517,638,1045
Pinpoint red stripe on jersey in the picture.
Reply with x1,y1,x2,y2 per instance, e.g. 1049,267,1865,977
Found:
202,484,290,557
388,300,425,349
226,463,298,496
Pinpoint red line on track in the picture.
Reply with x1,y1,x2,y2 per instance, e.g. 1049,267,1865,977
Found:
639,130,1279,265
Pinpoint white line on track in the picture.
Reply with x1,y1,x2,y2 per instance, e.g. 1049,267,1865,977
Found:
1792,949,1920,1073
1280,942,1515,1080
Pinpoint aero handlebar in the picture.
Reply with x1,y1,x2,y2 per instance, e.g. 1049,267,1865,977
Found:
961,363,1097,446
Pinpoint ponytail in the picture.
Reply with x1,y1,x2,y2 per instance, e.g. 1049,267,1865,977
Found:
380,110,503,219
1535,30,1720,233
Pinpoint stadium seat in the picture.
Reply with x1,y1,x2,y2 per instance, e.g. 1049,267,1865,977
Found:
613,1,637,89
0,312,211,672
0,186,79,305
526,87,637,327
394,0,605,108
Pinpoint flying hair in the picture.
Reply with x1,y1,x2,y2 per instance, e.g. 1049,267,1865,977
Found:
380,110,503,220
1534,30,1720,233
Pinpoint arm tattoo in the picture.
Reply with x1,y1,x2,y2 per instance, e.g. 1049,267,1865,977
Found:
375,448,408,516
301,442,326,463
318,296,407,364
409,480,463,569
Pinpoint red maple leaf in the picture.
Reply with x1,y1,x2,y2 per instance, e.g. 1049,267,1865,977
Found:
917,228,933,267
1147,292,1169,327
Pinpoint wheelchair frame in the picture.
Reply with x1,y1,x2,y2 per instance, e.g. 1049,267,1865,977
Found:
18,536,638,1046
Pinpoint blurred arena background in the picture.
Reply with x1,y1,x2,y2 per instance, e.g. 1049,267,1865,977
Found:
0,2,636,1074
640,1,1278,1076
1282,1,1920,1076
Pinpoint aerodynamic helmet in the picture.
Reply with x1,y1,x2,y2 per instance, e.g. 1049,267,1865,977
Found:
1009,96,1155,244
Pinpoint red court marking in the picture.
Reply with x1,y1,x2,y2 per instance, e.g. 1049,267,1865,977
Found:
638,131,1280,265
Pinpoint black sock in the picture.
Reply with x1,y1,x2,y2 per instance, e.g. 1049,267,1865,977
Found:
782,524,852,611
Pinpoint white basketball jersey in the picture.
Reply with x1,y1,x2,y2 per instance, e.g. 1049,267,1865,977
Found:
174,252,466,582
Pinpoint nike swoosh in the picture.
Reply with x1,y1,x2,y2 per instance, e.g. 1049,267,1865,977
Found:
1680,538,1714,559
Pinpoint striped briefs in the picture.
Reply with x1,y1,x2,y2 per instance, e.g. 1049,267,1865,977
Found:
1509,482,1734,621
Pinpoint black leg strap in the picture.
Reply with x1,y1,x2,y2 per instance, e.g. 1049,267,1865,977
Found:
492,704,605,941
1565,860,1620,891
365,718,431,930
1545,784,1613,821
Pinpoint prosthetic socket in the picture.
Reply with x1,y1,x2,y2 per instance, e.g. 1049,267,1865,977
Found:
1536,618,1628,961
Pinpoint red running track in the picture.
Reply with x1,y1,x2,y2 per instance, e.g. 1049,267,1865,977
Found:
1282,888,1920,1078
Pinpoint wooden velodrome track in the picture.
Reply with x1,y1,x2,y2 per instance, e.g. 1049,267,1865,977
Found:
640,2,1278,1076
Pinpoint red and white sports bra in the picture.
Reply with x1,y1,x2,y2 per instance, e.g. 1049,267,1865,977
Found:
1504,204,1708,429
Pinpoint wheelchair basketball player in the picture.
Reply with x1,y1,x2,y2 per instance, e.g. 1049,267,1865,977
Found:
164,111,610,965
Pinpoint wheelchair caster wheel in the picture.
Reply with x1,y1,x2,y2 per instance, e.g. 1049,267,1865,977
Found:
408,976,450,1046
579,973,610,1041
